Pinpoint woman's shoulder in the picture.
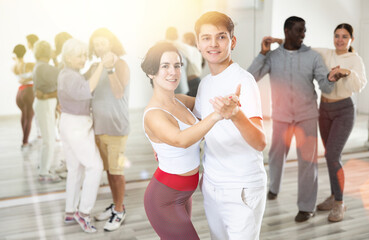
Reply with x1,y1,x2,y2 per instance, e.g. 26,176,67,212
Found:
116,58,129,69
143,105,174,128
59,68,82,80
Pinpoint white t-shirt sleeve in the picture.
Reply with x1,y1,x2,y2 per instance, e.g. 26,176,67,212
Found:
239,72,263,119
192,79,204,119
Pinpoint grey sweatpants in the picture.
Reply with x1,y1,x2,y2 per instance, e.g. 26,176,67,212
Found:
268,118,318,212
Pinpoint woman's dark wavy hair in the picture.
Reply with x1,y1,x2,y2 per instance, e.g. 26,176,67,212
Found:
335,23,354,52
141,42,182,87
89,28,125,59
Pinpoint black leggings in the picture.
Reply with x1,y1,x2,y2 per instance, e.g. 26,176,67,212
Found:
144,176,199,240
16,86,34,144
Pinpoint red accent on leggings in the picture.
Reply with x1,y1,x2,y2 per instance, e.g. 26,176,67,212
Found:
18,84,33,91
154,168,199,191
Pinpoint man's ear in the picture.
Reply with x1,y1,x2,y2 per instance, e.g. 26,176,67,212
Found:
148,74,154,80
231,36,237,50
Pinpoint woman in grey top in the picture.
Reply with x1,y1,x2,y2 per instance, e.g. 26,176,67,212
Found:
88,28,130,232
58,38,111,233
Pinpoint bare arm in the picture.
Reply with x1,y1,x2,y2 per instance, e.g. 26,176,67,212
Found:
105,54,130,98
145,110,222,148
232,114,266,151
88,62,104,92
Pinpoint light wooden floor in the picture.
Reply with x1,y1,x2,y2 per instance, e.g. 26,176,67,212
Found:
0,110,369,239
0,110,368,200
0,152,369,239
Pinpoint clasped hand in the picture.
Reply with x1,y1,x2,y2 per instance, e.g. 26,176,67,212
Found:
328,65,350,82
210,84,241,120
101,52,118,69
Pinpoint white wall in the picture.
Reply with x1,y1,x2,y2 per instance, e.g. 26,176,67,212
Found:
270,0,368,113
0,0,203,116
1,0,367,116
357,0,369,114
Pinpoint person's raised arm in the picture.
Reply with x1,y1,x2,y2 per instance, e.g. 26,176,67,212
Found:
340,56,367,92
87,62,104,92
211,85,266,151
247,36,274,82
313,54,336,93
144,110,222,148
103,52,130,99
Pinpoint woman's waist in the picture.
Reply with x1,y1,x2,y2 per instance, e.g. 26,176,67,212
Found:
321,96,349,103
18,84,33,91
154,167,199,191
158,159,200,175
35,89,57,99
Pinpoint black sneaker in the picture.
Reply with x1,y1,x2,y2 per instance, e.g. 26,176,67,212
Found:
267,190,278,200
295,211,315,222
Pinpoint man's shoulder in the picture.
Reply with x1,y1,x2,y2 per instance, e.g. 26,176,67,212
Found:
231,63,256,82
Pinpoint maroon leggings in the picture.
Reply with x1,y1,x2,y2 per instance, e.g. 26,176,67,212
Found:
16,85,34,144
144,170,200,240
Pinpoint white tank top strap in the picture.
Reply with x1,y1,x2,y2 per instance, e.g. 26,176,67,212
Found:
143,107,180,122
142,99,198,131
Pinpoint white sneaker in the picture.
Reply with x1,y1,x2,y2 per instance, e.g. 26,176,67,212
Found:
38,174,62,183
58,172,68,179
64,213,76,224
74,212,97,233
95,204,114,221
55,162,67,173
104,207,126,232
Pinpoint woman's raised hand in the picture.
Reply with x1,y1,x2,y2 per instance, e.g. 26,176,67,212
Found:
102,52,118,69
210,84,241,120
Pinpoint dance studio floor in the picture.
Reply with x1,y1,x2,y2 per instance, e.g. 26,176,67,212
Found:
0,110,368,239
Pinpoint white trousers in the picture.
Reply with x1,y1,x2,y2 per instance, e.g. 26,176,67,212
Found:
200,176,266,240
60,113,103,214
33,98,57,175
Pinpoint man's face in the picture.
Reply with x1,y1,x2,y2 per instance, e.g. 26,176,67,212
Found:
197,24,236,65
285,21,306,49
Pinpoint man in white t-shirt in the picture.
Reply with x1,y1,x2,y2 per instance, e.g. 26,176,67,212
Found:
193,11,267,240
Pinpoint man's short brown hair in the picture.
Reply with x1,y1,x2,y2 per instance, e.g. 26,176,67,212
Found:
195,11,234,39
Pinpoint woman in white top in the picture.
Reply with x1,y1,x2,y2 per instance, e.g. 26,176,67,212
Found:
314,23,367,222
141,42,238,239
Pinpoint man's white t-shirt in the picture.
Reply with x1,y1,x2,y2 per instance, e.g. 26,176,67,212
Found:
193,63,266,188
